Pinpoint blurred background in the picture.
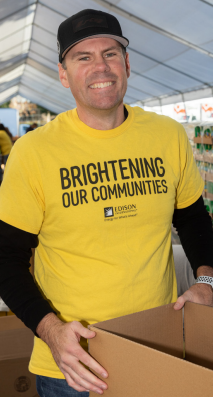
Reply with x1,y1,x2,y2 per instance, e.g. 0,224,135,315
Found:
0,5,212,394
1,1,213,127
0,0,213,223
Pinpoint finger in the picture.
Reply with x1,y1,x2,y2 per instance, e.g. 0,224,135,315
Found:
58,343,107,384
174,293,189,310
76,347,108,379
64,371,89,393
71,321,96,339
66,359,108,390
67,367,106,395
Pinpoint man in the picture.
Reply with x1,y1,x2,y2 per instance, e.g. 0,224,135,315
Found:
25,122,38,133
0,123,13,185
0,8,213,397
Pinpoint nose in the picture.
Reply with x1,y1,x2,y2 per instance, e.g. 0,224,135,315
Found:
93,55,110,73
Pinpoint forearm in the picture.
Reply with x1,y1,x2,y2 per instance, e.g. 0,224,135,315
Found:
0,263,54,333
173,196,213,278
0,220,56,334
197,266,213,278
36,312,62,344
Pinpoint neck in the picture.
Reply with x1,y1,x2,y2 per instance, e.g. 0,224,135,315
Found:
76,102,125,130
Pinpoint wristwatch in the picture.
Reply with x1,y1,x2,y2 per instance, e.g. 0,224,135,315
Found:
196,276,213,288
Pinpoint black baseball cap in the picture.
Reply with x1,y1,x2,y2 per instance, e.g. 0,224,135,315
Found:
57,9,129,63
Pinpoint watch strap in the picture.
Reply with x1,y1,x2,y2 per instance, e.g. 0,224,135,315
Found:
196,276,213,287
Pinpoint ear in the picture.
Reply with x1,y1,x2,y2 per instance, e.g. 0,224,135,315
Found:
125,53,131,78
58,63,70,88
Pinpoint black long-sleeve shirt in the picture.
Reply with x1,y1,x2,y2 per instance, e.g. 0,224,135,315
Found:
0,195,212,335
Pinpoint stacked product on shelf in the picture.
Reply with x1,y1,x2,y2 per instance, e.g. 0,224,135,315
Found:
193,124,213,219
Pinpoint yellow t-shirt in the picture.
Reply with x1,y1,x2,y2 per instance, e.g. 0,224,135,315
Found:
0,105,203,378
0,130,12,155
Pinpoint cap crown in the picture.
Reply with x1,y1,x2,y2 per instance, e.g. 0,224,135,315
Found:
57,9,129,62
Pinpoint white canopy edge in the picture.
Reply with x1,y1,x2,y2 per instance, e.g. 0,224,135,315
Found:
141,86,213,107
0,0,213,112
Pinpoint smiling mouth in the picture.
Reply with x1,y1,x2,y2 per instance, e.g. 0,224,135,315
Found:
89,81,114,89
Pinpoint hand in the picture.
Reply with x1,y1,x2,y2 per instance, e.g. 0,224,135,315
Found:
174,283,213,310
36,314,108,394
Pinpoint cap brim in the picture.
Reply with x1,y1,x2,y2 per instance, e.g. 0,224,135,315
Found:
61,34,129,60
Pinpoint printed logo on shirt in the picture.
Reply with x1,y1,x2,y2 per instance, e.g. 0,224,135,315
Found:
114,204,137,214
104,204,138,222
104,207,114,217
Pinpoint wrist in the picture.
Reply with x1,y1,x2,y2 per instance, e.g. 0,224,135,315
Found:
196,276,213,290
196,266,213,278
36,313,63,345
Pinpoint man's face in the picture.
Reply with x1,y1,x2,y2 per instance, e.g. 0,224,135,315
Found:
58,37,130,112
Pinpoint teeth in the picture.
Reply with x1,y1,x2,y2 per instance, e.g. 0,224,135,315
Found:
90,82,113,89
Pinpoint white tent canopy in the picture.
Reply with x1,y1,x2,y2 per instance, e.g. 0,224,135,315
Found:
0,0,213,113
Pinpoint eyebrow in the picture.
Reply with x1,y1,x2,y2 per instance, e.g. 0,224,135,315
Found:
71,46,121,59
71,51,92,59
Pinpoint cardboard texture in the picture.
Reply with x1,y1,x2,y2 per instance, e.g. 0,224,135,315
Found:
185,302,213,370
89,302,213,397
0,315,38,397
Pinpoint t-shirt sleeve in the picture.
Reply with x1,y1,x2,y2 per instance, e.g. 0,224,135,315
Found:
0,139,45,234
175,125,204,209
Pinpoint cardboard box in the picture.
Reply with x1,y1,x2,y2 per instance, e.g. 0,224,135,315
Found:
89,302,213,397
0,315,38,397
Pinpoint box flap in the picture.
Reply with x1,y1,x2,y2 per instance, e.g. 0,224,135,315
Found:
185,302,213,370
90,303,183,358
89,326,213,397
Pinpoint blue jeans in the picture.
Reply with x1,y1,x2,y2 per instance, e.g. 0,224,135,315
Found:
36,375,89,397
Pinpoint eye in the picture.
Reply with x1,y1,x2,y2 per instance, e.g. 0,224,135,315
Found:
105,52,115,58
79,56,90,61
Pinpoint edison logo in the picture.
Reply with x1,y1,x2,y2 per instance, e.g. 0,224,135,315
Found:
104,207,114,217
